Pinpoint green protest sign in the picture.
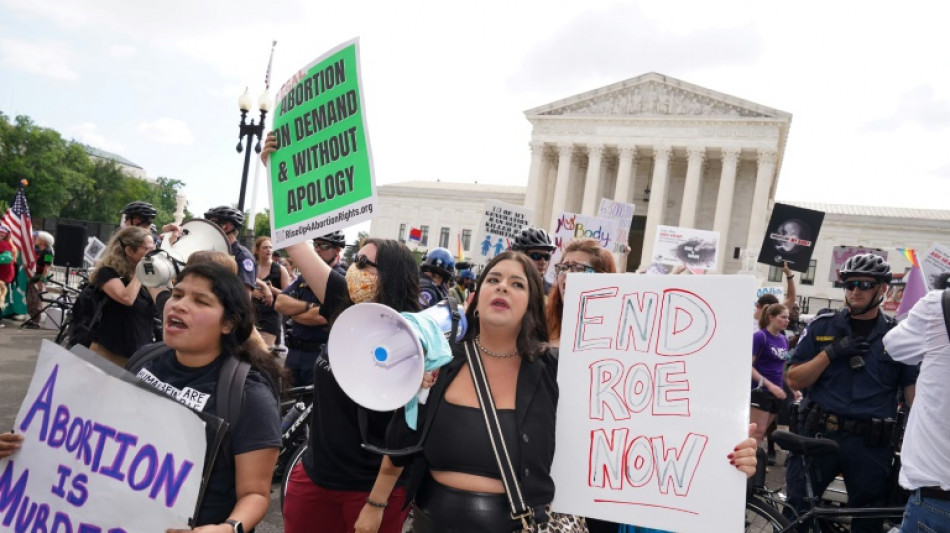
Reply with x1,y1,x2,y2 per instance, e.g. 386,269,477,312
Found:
268,38,377,247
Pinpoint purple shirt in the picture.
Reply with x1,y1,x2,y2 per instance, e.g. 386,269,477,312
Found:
752,329,789,389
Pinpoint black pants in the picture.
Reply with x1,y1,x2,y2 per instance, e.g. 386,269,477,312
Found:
413,477,521,532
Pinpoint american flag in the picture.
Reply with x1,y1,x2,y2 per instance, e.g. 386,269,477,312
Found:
1,188,37,277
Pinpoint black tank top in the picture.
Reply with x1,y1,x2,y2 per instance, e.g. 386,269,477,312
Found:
424,401,520,479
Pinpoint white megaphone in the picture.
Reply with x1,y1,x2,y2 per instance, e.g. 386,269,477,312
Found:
135,219,230,287
328,299,467,412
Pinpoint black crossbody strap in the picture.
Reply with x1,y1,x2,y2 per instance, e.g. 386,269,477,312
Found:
463,341,532,526
941,289,950,341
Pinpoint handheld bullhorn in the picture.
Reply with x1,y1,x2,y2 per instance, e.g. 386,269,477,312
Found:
135,219,230,287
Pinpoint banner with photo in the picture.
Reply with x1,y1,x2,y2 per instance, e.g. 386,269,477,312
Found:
756,203,824,273
920,242,950,290
472,199,533,267
827,246,888,283
651,225,720,272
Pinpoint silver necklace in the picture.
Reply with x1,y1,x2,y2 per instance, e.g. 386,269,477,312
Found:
474,335,519,358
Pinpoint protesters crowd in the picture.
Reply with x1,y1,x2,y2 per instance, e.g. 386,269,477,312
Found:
0,142,946,532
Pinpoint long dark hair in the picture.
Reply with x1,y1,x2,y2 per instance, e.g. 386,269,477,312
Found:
463,251,548,361
365,238,420,313
173,263,284,384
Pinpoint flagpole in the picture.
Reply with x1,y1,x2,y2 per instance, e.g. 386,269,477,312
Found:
247,40,277,238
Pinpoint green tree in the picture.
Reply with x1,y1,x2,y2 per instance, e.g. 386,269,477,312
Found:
253,209,271,237
343,231,369,264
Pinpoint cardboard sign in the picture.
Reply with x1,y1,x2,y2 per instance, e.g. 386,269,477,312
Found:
920,242,950,290
598,199,636,255
268,38,377,248
546,212,620,284
827,246,888,283
757,203,824,273
652,225,720,272
472,199,533,267
551,275,754,532
1,341,207,531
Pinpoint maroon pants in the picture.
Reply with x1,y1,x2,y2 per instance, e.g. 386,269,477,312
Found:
282,462,409,533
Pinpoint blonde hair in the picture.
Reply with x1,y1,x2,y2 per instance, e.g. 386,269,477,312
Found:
187,250,238,274
95,226,151,281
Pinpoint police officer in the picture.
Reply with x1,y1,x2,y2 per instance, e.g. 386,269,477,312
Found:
451,269,475,306
510,226,556,295
785,253,918,533
121,201,182,244
204,206,257,294
274,231,347,387
418,247,455,309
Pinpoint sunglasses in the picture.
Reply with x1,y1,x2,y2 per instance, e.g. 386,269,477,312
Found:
314,243,336,251
554,262,596,274
353,254,378,270
527,252,551,262
844,280,880,291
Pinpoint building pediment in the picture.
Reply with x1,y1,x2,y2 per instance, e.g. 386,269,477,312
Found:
525,72,790,120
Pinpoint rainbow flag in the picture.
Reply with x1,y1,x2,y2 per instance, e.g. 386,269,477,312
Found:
897,248,919,268
456,232,465,261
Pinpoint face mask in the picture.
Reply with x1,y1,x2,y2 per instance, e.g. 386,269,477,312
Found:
345,264,378,304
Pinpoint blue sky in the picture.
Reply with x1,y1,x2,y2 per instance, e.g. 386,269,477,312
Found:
2,0,949,243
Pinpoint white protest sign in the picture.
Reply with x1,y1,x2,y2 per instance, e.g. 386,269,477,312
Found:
2,341,206,531
472,199,533,267
546,212,621,284
652,225,720,272
920,242,950,290
598,199,636,255
551,274,754,532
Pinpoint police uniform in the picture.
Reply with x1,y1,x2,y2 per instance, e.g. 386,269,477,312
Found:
785,308,919,532
418,275,447,310
281,263,346,387
230,240,257,290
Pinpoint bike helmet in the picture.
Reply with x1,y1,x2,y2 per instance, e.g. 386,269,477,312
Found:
511,226,556,252
459,269,476,281
204,206,245,228
121,201,157,219
839,253,892,283
315,230,346,248
421,247,456,278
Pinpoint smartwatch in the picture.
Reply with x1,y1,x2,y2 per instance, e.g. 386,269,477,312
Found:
225,519,243,533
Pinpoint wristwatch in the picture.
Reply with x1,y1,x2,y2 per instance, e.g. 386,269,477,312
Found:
224,519,243,533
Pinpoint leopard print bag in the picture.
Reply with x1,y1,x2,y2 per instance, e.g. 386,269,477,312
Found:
533,507,588,532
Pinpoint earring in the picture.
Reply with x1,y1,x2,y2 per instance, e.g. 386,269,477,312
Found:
474,309,479,318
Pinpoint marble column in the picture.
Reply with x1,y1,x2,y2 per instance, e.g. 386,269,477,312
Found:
678,146,706,228
639,145,672,268
550,143,574,231
581,143,605,215
524,141,546,221
613,144,638,205
712,148,740,272
746,149,778,252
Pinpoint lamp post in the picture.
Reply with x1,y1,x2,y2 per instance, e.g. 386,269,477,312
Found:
236,87,271,213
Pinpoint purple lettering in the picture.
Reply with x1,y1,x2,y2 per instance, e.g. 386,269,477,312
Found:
50,465,70,499
66,474,88,507
150,454,194,508
89,424,117,473
0,461,29,527
127,445,158,492
51,512,72,533
19,365,59,441
47,406,70,449
99,432,138,482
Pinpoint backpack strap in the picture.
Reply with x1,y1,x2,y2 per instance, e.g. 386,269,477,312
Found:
126,342,173,374
942,289,950,341
214,354,251,469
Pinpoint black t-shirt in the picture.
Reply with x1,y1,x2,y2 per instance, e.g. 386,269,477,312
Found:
135,350,280,526
254,262,283,335
301,269,404,491
91,266,155,358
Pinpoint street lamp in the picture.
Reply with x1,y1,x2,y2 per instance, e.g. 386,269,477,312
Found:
236,87,271,213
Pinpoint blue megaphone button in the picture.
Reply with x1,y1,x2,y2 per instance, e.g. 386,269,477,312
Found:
374,347,388,362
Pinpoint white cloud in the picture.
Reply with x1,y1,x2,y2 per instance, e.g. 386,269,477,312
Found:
0,38,78,81
137,118,195,145
68,122,125,153
109,44,137,58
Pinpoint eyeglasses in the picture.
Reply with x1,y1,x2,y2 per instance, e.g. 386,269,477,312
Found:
527,252,551,262
314,243,336,251
353,254,378,270
844,280,880,291
554,262,596,274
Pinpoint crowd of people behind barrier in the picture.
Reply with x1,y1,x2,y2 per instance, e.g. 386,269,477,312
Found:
1,177,946,532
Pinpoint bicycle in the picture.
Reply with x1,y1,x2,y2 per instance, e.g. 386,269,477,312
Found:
749,430,906,532
24,270,86,344
276,384,314,508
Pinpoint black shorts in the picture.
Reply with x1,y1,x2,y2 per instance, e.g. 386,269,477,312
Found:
750,388,782,414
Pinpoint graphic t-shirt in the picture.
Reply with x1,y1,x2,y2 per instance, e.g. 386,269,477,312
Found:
136,350,280,525
752,329,789,390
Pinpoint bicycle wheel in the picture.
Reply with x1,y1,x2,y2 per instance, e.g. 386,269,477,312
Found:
280,441,308,510
746,495,792,532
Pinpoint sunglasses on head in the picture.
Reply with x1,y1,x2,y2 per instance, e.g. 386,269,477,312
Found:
844,280,879,291
527,252,551,262
314,243,336,251
353,254,378,270
554,262,596,274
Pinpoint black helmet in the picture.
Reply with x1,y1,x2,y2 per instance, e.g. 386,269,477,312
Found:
315,231,346,248
839,253,892,283
121,201,157,219
421,247,456,278
203,206,245,228
512,226,556,252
